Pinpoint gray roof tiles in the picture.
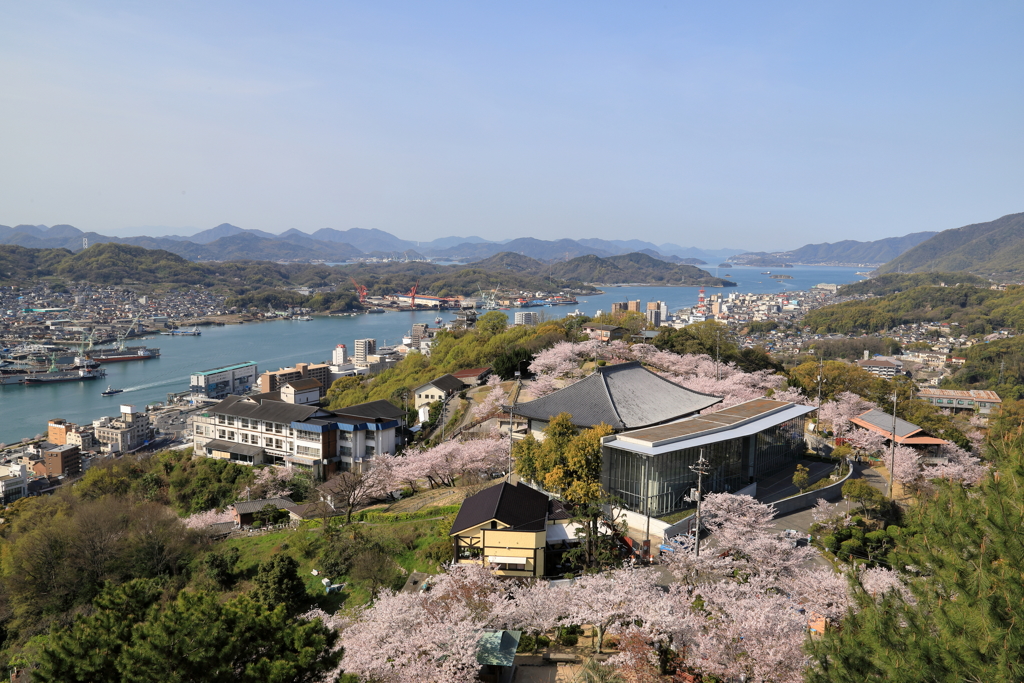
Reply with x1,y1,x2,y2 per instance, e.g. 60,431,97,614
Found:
451,482,550,534
514,362,722,430
416,374,465,394
855,409,921,438
231,496,295,515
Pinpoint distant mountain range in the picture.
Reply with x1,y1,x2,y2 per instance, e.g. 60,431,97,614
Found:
876,212,1024,277
0,222,745,264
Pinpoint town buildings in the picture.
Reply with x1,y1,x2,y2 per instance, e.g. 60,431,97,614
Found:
514,311,538,326
414,374,466,411
0,463,28,504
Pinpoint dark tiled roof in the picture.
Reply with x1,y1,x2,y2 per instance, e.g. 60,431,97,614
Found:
210,395,318,424
333,399,405,421
416,374,465,394
514,361,722,430
451,482,549,534
203,438,264,458
452,367,491,379
231,496,295,515
283,378,323,390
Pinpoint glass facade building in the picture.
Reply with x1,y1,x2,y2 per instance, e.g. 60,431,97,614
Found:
601,401,809,517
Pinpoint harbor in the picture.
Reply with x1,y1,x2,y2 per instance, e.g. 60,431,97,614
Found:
0,265,864,445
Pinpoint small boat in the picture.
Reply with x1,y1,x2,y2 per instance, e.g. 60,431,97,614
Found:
367,308,386,314
101,385,124,396
434,316,443,325
293,315,314,321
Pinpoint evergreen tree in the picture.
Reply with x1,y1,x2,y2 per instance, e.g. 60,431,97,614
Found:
251,555,309,616
807,447,1024,682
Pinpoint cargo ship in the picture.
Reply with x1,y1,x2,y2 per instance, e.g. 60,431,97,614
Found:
24,368,106,384
161,326,201,336
89,346,160,363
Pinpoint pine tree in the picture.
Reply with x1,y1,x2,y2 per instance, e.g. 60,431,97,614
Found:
807,446,1024,682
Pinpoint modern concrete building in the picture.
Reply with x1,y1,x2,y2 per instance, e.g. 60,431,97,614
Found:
280,379,322,405
190,361,258,402
580,324,627,342
354,339,376,365
627,300,642,312
332,344,349,365
600,398,815,517
37,444,82,477
856,357,903,378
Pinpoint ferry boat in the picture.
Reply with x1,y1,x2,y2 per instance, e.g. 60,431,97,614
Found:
293,316,314,321
25,368,106,384
367,308,386,314
101,385,124,396
90,346,160,363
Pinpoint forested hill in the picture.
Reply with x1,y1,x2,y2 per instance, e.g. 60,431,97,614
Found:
839,272,990,296
546,252,735,286
785,232,936,264
876,211,1024,277
803,282,1024,335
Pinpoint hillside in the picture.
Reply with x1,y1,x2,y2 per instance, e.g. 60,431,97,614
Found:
803,282,1024,334
839,272,990,296
876,212,1024,277
547,252,735,286
786,232,936,264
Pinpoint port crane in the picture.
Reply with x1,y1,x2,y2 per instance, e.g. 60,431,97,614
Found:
406,281,419,309
350,278,369,305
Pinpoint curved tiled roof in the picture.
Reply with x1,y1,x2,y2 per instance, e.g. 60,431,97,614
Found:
513,362,722,430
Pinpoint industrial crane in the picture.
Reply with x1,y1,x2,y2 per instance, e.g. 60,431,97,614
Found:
406,281,419,309
350,278,369,305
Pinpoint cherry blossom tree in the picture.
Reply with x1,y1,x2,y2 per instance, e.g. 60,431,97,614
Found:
818,392,875,439
471,375,507,421
890,444,923,487
565,566,665,653
379,437,508,490
925,442,988,486
848,427,887,457
181,507,233,529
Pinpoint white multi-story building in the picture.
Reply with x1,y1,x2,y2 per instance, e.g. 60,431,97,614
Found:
332,344,348,365
514,311,538,326
0,463,27,504
191,394,406,477
354,338,376,366
190,361,258,402
93,405,153,453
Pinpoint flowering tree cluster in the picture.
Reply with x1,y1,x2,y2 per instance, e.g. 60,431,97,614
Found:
181,507,233,529
327,492,921,683
471,375,507,421
818,392,875,439
376,437,507,490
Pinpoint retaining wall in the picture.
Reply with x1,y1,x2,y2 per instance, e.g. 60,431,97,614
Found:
769,460,853,516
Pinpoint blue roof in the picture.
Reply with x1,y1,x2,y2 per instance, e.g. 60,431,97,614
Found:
192,361,258,376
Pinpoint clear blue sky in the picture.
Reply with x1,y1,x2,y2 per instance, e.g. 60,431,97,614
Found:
1,1,1021,251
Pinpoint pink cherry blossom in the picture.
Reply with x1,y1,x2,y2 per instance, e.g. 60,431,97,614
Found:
181,507,233,529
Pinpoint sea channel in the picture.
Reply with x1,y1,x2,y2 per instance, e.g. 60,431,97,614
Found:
0,265,865,444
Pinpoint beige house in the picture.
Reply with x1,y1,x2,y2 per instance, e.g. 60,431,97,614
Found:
450,481,574,578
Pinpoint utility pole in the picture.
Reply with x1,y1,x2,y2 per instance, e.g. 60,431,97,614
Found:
888,390,897,499
690,449,710,558
507,370,521,482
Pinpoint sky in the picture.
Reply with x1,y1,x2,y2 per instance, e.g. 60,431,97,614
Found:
1,2,1022,251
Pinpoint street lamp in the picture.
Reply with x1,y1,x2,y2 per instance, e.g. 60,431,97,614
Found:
888,389,898,499
507,369,522,481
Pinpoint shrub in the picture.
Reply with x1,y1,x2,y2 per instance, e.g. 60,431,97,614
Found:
820,534,839,553
516,634,536,653
536,635,551,648
840,538,864,560
251,520,263,529
561,634,578,646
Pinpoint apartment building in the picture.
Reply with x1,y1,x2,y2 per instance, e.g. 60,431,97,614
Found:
0,463,28,504
917,388,1002,415
260,362,331,399
354,339,377,365
514,311,538,326
36,444,82,477
93,405,153,453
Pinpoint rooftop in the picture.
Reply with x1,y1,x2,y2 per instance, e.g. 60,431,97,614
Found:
917,388,1001,401
416,374,466,394
850,409,950,446
609,398,816,454
451,481,550,534
191,361,258,376
513,361,723,430
332,399,406,422
283,378,323,391
209,395,319,424
231,496,295,516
